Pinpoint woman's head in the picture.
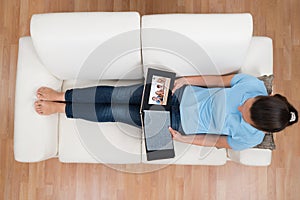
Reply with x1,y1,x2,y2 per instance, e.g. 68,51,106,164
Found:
250,94,298,132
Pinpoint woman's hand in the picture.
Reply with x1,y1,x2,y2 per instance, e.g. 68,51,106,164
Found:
172,77,189,94
169,127,188,143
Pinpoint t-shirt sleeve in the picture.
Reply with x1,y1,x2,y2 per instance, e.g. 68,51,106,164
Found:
230,73,267,96
227,132,265,151
230,74,258,87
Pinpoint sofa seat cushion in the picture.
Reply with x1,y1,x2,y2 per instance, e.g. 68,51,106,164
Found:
58,116,142,164
59,80,143,163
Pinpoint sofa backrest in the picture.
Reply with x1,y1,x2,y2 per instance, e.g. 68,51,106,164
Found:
31,12,254,80
30,12,143,80
141,14,253,76
240,37,273,76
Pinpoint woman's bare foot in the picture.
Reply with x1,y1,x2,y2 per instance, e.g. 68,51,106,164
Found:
34,101,65,115
37,87,65,101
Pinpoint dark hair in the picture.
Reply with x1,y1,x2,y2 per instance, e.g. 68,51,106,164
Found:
250,94,298,132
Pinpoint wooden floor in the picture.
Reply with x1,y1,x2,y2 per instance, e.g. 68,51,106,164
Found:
1,0,300,199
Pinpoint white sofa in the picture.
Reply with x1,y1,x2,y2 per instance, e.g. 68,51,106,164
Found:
14,12,273,166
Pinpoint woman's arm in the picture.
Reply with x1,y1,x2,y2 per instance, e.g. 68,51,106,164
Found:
169,127,231,149
172,74,235,93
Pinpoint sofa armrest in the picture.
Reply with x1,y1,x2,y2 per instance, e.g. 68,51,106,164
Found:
14,37,62,162
227,148,272,166
241,36,273,76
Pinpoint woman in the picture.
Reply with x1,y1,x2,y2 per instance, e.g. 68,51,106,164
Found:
34,74,298,150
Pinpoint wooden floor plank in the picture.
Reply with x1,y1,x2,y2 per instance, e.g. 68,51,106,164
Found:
0,0,299,199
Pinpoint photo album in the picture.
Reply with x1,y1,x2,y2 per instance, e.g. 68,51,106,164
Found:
140,68,176,161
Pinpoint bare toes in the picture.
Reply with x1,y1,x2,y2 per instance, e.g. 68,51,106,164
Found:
36,87,63,101
37,93,43,100
35,101,43,114
34,100,64,115
37,87,45,94
37,88,46,100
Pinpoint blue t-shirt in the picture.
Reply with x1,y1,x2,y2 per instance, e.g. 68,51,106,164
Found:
179,74,267,151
